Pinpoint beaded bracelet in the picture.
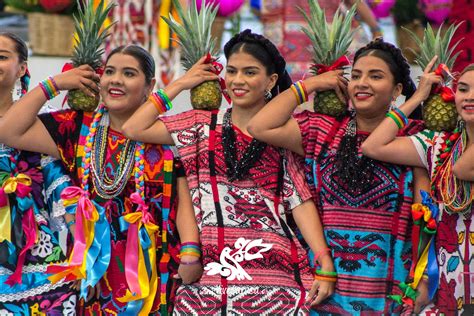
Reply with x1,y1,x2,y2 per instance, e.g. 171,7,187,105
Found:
290,80,308,105
39,77,60,100
386,108,408,129
66,219,76,229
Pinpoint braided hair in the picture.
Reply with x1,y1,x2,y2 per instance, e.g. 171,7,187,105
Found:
0,32,29,96
224,29,291,100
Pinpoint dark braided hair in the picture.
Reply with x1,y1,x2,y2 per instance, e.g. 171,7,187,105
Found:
0,32,29,96
106,45,155,85
354,37,415,99
224,29,291,100
333,38,417,192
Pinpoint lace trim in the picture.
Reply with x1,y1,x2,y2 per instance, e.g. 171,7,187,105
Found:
45,176,70,201
40,155,58,168
0,279,72,303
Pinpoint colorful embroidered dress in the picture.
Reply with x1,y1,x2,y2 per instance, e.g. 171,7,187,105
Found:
410,129,473,315
161,109,314,315
0,145,76,315
295,111,422,315
39,110,180,315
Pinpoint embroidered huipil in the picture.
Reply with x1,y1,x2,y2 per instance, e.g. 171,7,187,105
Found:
39,110,181,315
410,129,474,315
161,109,314,315
0,144,76,315
295,111,423,315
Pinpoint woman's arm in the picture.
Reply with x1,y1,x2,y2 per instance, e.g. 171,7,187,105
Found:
122,56,218,144
175,177,203,284
248,70,347,156
453,144,474,181
345,0,382,38
0,65,98,157
361,57,441,167
292,200,335,306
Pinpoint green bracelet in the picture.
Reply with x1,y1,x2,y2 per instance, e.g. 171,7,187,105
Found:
315,269,338,277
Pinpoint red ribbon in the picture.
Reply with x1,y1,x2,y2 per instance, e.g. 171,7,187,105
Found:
312,55,351,75
0,188,7,207
5,208,36,285
204,53,231,104
433,63,455,102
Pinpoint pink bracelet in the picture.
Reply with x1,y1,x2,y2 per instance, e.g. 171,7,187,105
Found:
314,247,331,264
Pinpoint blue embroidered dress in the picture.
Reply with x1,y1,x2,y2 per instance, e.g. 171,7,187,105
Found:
0,144,76,315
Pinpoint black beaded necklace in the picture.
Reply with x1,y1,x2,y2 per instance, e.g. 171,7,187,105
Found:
333,118,375,194
221,109,267,182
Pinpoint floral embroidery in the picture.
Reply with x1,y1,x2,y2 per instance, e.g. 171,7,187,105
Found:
31,230,53,258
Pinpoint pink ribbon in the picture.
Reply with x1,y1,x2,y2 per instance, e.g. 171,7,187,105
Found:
312,55,351,74
204,53,231,104
0,188,7,207
14,183,32,198
47,186,97,280
5,207,36,285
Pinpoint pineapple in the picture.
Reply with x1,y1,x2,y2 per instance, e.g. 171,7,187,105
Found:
299,0,356,117
406,22,462,131
162,0,221,110
67,0,114,112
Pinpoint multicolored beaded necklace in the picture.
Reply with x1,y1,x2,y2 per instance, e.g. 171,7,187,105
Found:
433,127,473,214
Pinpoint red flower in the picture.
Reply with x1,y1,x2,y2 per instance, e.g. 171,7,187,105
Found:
436,274,458,313
436,212,459,253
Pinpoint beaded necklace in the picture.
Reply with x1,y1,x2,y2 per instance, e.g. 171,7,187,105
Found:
90,113,137,199
222,109,267,182
435,128,473,214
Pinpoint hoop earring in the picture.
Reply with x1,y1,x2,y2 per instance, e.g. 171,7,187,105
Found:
264,90,272,102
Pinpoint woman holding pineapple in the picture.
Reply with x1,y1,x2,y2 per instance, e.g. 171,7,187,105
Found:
0,44,203,315
248,38,426,314
361,61,474,314
0,33,77,315
123,30,336,314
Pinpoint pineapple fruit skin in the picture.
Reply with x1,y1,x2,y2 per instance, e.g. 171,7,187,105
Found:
67,89,100,112
423,94,457,132
313,90,347,117
190,80,222,110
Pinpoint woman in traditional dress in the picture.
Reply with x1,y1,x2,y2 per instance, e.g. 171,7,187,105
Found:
123,30,335,314
248,38,426,314
0,32,76,315
0,44,202,315
362,62,474,314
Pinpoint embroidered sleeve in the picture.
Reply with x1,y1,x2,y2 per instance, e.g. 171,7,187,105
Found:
282,150,313,211
293,110,316,157
409,129,443,173
39,110,84,171
40,155,74,232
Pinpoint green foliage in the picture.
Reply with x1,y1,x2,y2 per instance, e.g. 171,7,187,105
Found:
162,0,219,70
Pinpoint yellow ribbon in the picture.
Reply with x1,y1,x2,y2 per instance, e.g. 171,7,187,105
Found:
0,200,11,243
158,0,172,50
412,239,431,289
117,212,159,316
3,174,32,194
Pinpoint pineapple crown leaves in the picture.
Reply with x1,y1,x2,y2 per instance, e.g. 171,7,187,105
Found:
162,0,219,71
299,0,357,71
404,21,463,72
72,0,116,69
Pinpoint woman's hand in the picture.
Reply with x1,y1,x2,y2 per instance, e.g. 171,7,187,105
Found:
306,70,348,103
176,255,203,284
413,278,430,314
175,55,220,91
306,277,335,306
411,56,442,104
53,64,100,97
